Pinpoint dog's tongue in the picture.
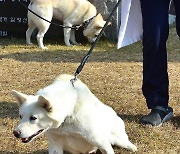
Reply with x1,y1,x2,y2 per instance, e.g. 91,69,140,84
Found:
21,129,44,143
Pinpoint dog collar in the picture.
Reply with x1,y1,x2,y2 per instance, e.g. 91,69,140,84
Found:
81,14,98,30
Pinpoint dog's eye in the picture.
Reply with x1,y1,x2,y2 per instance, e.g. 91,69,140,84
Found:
19,115,22,119
30,116,37,121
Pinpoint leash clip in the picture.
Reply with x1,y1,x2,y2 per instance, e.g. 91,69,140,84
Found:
70,73,78,87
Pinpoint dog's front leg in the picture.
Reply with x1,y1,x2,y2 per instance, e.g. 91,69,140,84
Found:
96,142,115,154
70,29,79,45
63,22,73,46
46,132,64,154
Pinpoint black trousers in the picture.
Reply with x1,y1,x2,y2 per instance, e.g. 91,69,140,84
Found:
140,0,180,109
174,0,180,37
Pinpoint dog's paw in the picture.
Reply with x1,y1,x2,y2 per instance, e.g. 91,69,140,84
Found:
66,44,73,47
129,144,137,152
41,46,48,50
26,42,33,45
74,43,82,46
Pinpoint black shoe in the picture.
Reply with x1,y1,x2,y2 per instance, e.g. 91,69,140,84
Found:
140,106,173,126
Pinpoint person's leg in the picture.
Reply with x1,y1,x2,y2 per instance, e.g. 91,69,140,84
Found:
141,0,170,109
173,0,180,38
140,0,173,126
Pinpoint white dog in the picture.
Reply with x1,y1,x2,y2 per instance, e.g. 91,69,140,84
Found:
12,74,137,154
26,0,109,49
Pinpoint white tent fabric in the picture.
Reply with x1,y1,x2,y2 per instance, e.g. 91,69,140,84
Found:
117,0,143,49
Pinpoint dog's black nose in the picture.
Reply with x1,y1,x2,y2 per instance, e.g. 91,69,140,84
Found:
13,130,21,138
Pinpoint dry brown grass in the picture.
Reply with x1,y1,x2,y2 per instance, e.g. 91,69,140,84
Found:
0,26,179,154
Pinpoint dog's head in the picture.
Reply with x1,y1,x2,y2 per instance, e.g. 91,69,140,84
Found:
83,14,111,43
12,84,77,143
12,90,57,143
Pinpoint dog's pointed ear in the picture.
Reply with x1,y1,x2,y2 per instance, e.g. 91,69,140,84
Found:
11,90,28,105
96,13,102,19
95,14,111,28
95,21,111,30
38,96,52,112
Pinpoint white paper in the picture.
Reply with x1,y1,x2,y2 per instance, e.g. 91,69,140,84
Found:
117,0,143,49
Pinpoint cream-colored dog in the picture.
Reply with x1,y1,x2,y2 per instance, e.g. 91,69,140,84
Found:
26,0,109,49
12,74,137,154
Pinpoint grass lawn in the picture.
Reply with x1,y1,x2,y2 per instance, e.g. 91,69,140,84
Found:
0,26,179,154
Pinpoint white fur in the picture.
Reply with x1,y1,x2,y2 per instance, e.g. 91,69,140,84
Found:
26,0,109,49
12,74,137,154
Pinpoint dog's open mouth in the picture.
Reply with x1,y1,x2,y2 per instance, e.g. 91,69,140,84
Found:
21,129,44,143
